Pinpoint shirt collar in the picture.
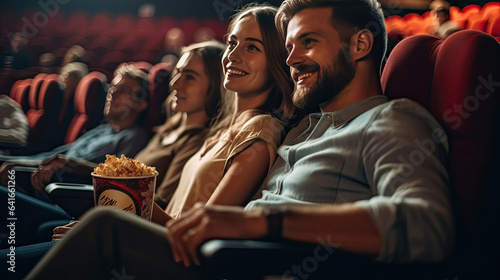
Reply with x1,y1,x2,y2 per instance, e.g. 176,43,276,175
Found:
309,95,388,127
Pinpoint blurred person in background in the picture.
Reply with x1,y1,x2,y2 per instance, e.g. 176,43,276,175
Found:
0,95,29,143
0,31,34,69
39,52,55,73
0,63,150,199
158,27,185,63
429,0,461,39
61,45,86,67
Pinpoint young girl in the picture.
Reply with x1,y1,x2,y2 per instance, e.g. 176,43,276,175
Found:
26,5,297,279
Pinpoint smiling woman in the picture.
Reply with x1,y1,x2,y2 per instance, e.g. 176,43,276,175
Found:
223,16,272,98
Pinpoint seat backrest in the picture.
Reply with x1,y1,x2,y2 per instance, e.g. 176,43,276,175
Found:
147,63,173,133
25,73,47,128
27,74,63,146
64,71,108,144
487,16,500,41
381,30,500,248
9,80,22,99
15,79,32,113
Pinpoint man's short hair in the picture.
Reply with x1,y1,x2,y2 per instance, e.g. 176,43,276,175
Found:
114,63,150,125
114,63,150,102
60,62,89,80
430,0,451,14
276,0,387,73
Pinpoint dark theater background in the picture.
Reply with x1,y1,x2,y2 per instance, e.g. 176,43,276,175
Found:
0,0,497,79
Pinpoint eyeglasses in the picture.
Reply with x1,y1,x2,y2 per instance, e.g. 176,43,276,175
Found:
107,84,149,102
107,84,136,96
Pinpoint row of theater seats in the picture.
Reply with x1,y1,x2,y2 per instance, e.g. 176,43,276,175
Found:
0,9,228,56
0,9,229,77
0,8,229,41
385,2,500,39
2,62,172,154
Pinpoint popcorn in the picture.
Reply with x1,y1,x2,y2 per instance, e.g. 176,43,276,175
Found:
93,154,156,177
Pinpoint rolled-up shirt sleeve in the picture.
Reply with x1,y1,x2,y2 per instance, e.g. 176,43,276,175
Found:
355,99,455,263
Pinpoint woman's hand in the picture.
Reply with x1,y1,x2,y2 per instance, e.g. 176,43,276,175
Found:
31,155,68,192
52,220,79,240
165,203,267,267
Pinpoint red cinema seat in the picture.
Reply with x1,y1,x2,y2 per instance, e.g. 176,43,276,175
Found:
137,17,156,31
61,36,88,49
27,74,64,147
25,73,47,127
39,12,64,37
113,36,141,56
147,63,173,133
487,16,500,41
381,30,500,275
130,52,156,64
64,71,107,144
181,18,199,44
9,80,23,99
461,4,481,15
465,13,486,31
16,80,31,113
97,51,128,76
140,36,163,53
11,79,31,113
88,36,114,57
87,12,113,38
66,12,89,37
112,14,134,38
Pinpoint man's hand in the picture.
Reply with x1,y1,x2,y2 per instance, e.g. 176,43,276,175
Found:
165,203,267,267
31,155,69,192
52,221,79,240
0,162,17,186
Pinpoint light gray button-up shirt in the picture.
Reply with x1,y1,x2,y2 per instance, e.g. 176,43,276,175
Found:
246,95,454,263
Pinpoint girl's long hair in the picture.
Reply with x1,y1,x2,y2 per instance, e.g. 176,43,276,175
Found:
209,4,298,139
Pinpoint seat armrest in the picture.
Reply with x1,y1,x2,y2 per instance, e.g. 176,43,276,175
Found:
200,240,452,280
11,166,37,173
11,166,37,196
0,140,27,150
49,172,93,185
45,183,94,219
0,141,55,155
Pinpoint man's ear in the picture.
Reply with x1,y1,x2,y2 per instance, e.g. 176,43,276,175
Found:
350,29,373,61
137,100,149,113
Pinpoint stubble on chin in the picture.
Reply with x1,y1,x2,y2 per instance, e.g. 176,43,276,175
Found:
292,82,324,113
292,85,308,109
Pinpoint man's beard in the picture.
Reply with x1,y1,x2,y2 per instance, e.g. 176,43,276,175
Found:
292,50,356,113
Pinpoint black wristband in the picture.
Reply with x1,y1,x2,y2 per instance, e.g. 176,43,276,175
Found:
264,206,286,241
